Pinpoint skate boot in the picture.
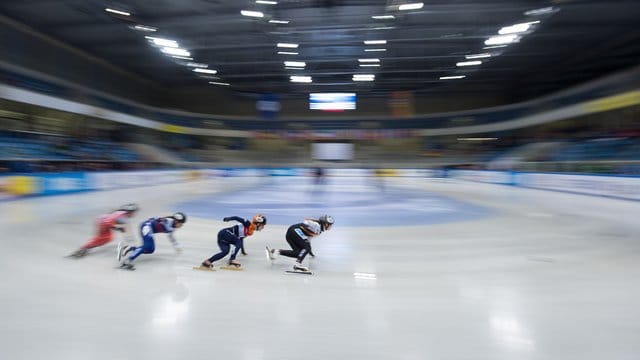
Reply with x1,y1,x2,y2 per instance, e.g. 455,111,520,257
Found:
201,261,214,270
120,262,135,270
265,246,277,260
293,262,309,272
69,249,88,258
229,260,242,268
116,241,125,262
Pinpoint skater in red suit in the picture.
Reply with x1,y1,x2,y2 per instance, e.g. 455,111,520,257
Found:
68,203,139,258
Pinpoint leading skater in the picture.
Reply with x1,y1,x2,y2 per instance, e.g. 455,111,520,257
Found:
118,212,187,269
68,203,139,258
198,214,267,270
266,215,334,272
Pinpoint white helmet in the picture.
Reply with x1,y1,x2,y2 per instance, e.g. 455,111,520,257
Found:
173,212,187,224
318,215,334,231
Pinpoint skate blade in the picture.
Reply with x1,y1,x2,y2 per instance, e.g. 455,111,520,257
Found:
220,265,244,271
286,270,313,275
193,266,216,272
116,265,135,271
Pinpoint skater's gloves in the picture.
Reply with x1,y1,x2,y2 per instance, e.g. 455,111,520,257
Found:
223,217,230,222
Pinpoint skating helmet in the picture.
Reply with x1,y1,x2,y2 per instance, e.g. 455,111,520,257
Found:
318,215,334,231
253,214,267,225
121,203,139,213
173,212,187,224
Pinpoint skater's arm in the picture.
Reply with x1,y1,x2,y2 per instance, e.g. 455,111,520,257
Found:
223,216,245,223
167,233,182,252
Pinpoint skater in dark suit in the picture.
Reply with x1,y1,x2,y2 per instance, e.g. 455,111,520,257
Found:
266,215,334,272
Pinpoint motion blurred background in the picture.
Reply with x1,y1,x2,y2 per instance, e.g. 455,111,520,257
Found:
0,0,638,180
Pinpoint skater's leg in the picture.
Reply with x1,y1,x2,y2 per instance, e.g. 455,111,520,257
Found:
206,237,232,263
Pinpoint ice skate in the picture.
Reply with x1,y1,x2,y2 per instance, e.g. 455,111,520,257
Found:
265,246,276,260
220,260,244,271
293,262,309,272
68,249,88,258
116,241,125,262
119,261,135,271
193,261,216,272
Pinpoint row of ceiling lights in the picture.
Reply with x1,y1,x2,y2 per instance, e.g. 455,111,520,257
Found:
104,4,556,89
240,2,424,85
104,7,231,87
438,6,555,81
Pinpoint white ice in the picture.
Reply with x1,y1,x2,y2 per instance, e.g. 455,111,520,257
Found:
1,176,639,360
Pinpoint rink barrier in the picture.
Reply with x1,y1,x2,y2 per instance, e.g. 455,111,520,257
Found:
447,170,640,201
2,168,639,201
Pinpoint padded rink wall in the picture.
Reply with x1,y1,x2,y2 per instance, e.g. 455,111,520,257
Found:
1,168,639,202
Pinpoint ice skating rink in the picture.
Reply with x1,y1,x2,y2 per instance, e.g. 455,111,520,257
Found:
2,175,640,360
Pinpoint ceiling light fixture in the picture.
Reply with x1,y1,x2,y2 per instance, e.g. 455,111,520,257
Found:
290,76,312,83
484,34,518,46
133,25,157,32
465,53,491,59
364,40,387,45
105,8,130,16
240,10,264,17
398,2,423,11
193,68,217,74
284,61,306,67
277,43,299,48
440,75,466,80
161,47,191,57
456,60,482,67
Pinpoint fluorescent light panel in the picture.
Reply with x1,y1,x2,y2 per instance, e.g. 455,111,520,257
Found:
372,15,395,19
364,40,386,45
209,81,230,86
161,47,190,57
359,64,380,67
284,61,305,67
456,60,482,67
398,2,423,11
358,58,380,63
485,34,518,46
193,68,217,74
277,43,299,48
269,19,290,24
440,75,466,80
186,62,208,68
290,76,312,83
240,10,264,17
278,51,298,55
465,53,491,59
364,48,386,52
256,0,277,4
105,8,130,16
499,21,539,35
133,25,157,32
146,36,179,48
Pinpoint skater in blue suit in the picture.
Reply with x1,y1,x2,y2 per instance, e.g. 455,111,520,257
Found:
118,212,187,269
199,214,266,270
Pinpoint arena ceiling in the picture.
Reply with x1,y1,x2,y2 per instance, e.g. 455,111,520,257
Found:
1,0,639,100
